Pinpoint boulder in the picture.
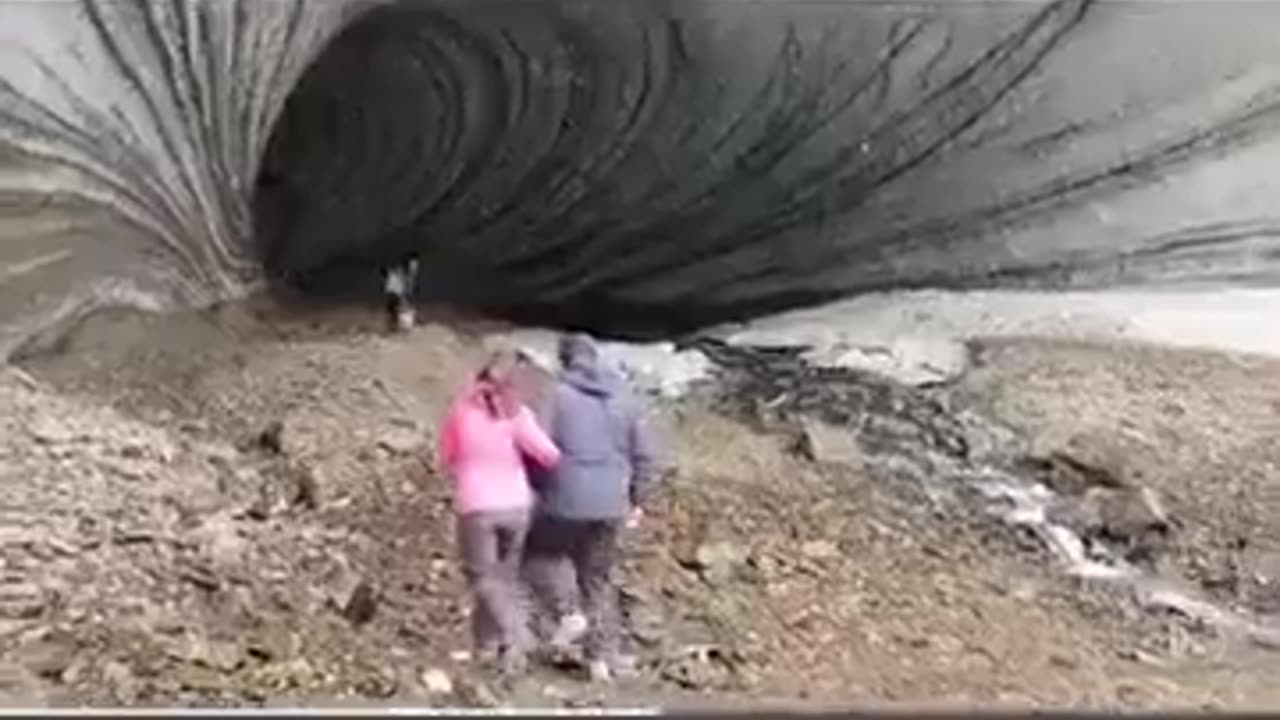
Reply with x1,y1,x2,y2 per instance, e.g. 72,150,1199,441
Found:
0,582,45,621
688,542,749,586
1045,496,1104,537
1023,432,1145,495
245,625,299,662
195,515,247,577
796,419,865,471
15,631,79,680
1095,486,1171,540
341,581,378,627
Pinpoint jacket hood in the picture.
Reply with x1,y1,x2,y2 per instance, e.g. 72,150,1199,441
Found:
558,333,622,398
561,361,622,397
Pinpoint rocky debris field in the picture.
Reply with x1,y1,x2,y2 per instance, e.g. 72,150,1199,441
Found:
3,298,1280,709
959,339,1280,645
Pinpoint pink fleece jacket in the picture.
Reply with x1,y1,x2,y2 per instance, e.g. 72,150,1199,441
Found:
437,380,561,515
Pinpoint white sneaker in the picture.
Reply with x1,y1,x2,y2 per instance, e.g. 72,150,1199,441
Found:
587,658,614,684
550,612,588,648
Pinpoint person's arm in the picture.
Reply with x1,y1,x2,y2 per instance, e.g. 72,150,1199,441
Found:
513,406,562,470
437,404,461,473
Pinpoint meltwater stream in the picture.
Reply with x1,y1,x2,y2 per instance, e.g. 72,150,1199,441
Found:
692,338,1280,655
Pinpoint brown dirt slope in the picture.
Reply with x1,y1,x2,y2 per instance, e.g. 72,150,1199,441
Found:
3,300,1279,709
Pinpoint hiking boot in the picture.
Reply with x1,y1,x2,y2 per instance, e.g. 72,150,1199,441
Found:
550,612,588,649
498,646,528,680
474,642,501,665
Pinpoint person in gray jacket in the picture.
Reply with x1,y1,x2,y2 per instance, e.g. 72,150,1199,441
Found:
524,333,660,683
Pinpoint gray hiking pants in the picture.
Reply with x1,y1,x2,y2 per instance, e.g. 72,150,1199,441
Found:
522,516,623,661
457,508,532,655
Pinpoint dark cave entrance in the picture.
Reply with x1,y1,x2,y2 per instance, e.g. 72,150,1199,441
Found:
254,0,926,341
249,0,747,342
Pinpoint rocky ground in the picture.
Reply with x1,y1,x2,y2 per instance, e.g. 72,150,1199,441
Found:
3,296,1280,709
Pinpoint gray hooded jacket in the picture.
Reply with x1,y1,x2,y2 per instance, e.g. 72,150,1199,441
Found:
535,335,659,521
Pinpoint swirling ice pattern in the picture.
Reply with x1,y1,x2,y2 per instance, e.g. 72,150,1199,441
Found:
3,0,1280,343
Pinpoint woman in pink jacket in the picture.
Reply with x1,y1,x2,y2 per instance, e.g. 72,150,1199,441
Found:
437,349,560,676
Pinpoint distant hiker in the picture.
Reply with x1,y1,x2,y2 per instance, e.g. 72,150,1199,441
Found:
383,257,419,332
522,333,660,683
437,349,561,677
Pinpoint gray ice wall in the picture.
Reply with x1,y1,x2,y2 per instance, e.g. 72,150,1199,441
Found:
2,0,1280,349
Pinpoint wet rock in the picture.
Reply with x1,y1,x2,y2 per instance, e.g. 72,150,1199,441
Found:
1045,496,1104,536
796,419,865,471
1096,486,1170,537
1023,434,1143,496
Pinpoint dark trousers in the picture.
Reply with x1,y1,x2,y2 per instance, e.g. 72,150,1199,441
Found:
384,292,404,331
457,509,532,656
522,515,623,661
